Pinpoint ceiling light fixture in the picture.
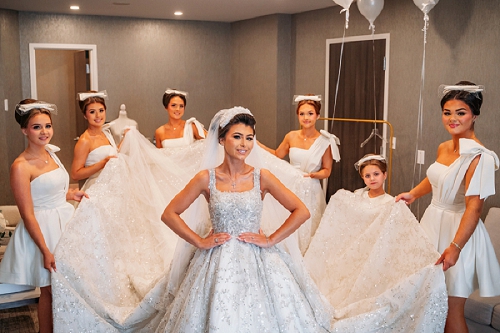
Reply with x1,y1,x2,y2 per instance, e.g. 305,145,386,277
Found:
174,11,183,16
70,5,80,10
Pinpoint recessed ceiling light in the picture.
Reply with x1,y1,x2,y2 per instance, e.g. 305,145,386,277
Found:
174,11,183,16
70,5,80,10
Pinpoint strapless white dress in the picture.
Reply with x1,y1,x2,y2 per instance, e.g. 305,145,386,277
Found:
81,127,118,191
161,118,205,148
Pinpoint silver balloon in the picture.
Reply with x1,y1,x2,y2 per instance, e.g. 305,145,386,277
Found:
357,0,384,26
413,0,440,14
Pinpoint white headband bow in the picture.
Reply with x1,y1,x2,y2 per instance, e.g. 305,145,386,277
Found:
293,95,321,104
77,90,108,101
438,84,484,97
15,102,58,116
354,154,386,171
165,89,188,97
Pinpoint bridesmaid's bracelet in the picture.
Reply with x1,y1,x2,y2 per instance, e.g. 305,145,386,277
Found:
451,241,462,251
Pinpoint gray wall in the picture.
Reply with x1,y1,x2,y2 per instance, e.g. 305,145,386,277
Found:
1,1,500,220
18,13,232,140
230,14,292,147
0,9,23,205
293,0,500,217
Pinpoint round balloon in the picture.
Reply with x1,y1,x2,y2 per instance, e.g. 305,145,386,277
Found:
357,0,384,25
333,0,354,10
413,0,440,14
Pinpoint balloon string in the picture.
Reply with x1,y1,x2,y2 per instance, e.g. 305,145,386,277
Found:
340,8,350,29
411,15,428,218
330,22,347,132
371,29,377,152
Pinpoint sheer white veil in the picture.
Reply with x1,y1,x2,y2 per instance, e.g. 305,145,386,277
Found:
167,106,304,295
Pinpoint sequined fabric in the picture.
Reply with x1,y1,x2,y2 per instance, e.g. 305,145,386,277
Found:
304,189,448,332
156,169,333,332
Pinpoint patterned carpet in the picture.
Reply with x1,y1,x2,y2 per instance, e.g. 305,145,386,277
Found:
0,304,38,333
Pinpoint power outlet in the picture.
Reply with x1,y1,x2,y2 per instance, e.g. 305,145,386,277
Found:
417,150,425,164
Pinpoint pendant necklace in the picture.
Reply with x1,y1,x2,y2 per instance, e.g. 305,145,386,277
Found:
28,151,48,164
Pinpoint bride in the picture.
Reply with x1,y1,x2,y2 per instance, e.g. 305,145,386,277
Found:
53,107,447,332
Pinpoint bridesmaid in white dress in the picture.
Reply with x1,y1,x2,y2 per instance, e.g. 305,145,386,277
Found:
397,81,500,333
0,100,86,333
259,94,340,254
154,89,205,149
71,90,118,191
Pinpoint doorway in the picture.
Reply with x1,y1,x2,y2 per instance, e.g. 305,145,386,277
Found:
324,34,390,198
29,43,98,184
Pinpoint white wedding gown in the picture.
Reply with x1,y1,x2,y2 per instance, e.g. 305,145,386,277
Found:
53,128,448,332
305,189,448,332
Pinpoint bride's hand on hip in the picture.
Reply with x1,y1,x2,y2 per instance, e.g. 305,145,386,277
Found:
198,229,231,250
238,229,272,248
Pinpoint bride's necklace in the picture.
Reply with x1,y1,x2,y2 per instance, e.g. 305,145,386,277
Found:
27,151,49,164
231,178,237,189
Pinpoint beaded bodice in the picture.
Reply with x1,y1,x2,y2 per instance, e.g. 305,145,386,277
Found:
208,168,262,235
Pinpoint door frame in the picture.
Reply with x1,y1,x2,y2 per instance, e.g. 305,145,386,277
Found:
29,43,98,98
323,33,390,193
324,33,390,155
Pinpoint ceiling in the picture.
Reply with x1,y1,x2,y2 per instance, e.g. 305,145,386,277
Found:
0,0,336,23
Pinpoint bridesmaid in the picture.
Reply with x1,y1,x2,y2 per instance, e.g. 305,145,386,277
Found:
397,81,500,333
0,100,87,333
71,90,117,191
154,89,206,148
258,94,340,253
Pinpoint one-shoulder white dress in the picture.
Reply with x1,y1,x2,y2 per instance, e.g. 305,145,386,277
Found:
0,145,74,287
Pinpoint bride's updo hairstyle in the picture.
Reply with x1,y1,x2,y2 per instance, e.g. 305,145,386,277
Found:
218,113,256,140
15,99,53,128
78,91,107,115
440,80,483,116
356,154,387,176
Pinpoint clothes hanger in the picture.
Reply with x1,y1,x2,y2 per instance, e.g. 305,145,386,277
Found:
360,125,386,148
